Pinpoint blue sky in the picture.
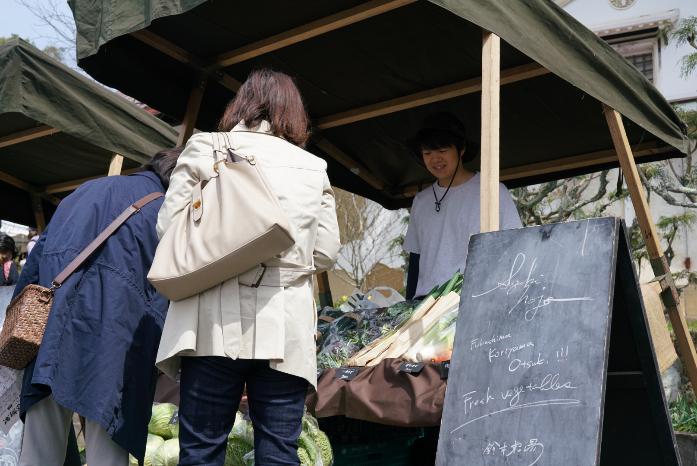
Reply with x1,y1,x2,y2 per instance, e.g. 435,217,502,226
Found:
0,0,75,54
1,0,80,68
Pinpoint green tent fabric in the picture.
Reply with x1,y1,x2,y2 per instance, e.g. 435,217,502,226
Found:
0,39,177,226
69,0,688,208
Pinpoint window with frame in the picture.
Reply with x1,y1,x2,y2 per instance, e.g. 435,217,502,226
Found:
609,37,656,83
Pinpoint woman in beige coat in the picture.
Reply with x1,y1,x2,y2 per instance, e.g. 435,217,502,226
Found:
155,69,340,466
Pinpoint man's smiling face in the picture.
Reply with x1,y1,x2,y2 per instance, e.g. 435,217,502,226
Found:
421,144,461,181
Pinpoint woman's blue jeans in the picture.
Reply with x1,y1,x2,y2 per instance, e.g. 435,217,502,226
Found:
178,356,309,466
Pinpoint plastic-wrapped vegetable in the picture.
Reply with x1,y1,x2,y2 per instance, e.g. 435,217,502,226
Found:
298,447,313,465
151,438,179,466
242,450,255,466
316,307,346,347
142,434,166,466
226,412,254,466
148,403,179,439
402,302,459,363
297,431,319,464
316,299,420,369
313,430,333,465
229,412,254,444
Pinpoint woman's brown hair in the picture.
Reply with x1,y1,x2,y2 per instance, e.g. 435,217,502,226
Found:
218,69,311,147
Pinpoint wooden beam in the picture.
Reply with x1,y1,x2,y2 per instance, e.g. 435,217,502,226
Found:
480,31,500,233
313,135,385,191
500,142,673,182
178,76,207,146
399,142,674,198
134,26,391,197
316,63,548,130
131,30,241,92
108,154,124,176
0,170,61,205
0,125,60,149
132,30,201,67
30,193,46,233
0,170,31,192
211,0,417,68
45,168,141,194
604,104,697,398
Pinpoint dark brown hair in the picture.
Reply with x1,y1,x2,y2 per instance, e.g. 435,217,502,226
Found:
146,146,184,188
218,69,311,147
0,233,16,259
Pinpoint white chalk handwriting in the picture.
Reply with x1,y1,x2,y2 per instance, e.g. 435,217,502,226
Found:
483,437,545,466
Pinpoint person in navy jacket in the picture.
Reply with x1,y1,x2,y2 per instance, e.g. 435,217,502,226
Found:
15,148,181,466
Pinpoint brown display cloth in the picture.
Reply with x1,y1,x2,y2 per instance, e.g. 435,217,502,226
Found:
307,358,446,427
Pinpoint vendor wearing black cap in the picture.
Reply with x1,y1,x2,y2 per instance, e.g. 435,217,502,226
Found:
404,112,522,299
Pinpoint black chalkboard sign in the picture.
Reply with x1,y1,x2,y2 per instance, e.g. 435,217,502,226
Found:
436,218,680,466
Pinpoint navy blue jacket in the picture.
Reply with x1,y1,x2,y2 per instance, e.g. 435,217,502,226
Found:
13,171,168,461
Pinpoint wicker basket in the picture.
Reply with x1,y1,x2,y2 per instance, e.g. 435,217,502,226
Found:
0,284,52,369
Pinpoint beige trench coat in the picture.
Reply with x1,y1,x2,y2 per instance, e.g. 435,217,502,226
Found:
155,121,340,387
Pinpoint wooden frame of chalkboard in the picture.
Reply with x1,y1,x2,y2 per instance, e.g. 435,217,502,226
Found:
436,218,681,466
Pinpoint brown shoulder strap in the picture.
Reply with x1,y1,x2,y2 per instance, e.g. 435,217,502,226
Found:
51,192,164,289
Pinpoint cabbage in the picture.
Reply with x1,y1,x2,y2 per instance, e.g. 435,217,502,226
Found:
228,412,254,445
303,413,332,466
145,434,166,466
127,434,165,466
148,403,178,439
151,438,179,466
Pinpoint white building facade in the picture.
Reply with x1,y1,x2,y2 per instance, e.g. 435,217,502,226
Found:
559,0,697,283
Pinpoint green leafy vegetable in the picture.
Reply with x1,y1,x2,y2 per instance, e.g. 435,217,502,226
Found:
151,438,179,466
148,403,178,439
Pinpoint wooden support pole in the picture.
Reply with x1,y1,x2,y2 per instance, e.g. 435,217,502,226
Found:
603,105,697,396
317,271,333,308
108,154,124,176
30,193,46,233
178,76,207,146
480,31,500,233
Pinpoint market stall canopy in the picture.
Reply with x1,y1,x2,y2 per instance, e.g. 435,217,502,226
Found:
70,0,688,208
0,39,178,226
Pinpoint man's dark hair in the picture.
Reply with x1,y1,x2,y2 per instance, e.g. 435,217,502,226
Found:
218,69,311,147
0,233,17,259
411,112,476,163
147,147,184,188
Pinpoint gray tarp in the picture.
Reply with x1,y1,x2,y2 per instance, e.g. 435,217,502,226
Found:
69,0,688,208
0,39,177,225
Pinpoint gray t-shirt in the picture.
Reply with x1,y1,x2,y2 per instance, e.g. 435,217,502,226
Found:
404,173,523,297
